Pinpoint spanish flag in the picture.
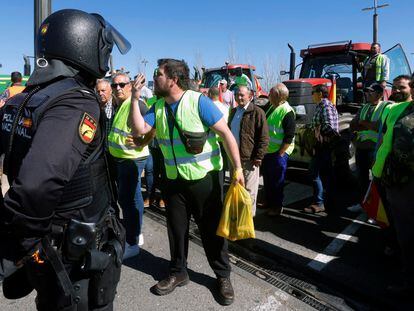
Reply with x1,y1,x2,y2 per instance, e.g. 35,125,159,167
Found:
328,78,337,105
362,181,389,228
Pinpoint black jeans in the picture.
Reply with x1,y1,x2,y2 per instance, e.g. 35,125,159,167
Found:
150,147,166,200
355,148,375,197
164,170,230,278
386,178,414,287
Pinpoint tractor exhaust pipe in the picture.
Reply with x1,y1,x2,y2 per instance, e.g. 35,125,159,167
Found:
288,44,296,80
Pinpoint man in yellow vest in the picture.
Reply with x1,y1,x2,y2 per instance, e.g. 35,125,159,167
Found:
371,85,414,296
350,83,389,198
129,59,244,306
389,75,412,103
363,42,389,88
0,72,25,107
108,72,152,260
262,83,296,216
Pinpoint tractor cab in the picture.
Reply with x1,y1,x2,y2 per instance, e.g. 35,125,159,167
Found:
200,64,268,99
283,41,411,122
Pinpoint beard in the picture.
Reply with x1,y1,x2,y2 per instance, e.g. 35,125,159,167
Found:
154,83,169,98
391,92,410,102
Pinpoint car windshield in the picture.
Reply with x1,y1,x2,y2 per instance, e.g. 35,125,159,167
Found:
202,70,227,88
300,54,354,80
202,68,253,88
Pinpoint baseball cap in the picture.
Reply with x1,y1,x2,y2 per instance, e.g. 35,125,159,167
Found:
219,79,227,85
364,83,384,93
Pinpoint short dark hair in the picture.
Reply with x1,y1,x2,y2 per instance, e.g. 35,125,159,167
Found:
11,71,22,83
208,86,220,98
371,42,381,48
393,74,411,83
157,58,190,90
313,84,329,98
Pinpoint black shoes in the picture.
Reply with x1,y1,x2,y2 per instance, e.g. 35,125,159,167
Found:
217,277,234,306
153,274,235,306
153,274,190,296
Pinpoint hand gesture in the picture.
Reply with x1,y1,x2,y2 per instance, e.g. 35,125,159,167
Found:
131,73,146,101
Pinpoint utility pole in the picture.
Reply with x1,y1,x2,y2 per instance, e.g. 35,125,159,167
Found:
34,0,52,62
141,59,148,77
362,0,389,43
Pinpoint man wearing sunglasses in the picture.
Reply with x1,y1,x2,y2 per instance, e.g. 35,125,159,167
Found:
350,83,389,200
0,9,130,310
108,72,152,260
371,78,414,297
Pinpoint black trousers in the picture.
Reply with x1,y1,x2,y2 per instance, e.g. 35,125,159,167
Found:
164,170,230,278
150,146,166,200
386,178,414,287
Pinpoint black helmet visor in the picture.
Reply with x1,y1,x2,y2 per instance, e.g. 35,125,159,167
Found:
91,13,131,55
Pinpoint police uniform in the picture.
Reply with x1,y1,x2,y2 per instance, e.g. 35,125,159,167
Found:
0,9,130,311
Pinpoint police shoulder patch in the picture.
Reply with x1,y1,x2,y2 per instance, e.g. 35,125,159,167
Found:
79,112,97,144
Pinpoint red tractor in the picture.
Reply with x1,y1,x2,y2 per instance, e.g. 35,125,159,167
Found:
281,40,412,165
199,63,268,103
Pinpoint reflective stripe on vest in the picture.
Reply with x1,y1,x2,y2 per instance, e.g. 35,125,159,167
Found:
357,101,389,143
372,101,412,178
375,54,386,82
266,102,295,154
108,97,149,159
155,90,223,180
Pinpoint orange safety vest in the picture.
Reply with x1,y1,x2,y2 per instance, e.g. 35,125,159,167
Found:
6,85,25,98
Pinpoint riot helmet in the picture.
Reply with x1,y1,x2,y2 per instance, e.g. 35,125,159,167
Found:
36,9,131,78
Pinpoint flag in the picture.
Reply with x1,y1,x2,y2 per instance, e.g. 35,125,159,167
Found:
362,180,389,228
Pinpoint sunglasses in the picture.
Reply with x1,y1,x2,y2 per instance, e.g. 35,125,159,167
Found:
111,82,129,88
153,68,163,77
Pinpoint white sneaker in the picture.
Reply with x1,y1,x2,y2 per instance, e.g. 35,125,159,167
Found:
347,204,362,213
123,243,140,260
138,234,144,246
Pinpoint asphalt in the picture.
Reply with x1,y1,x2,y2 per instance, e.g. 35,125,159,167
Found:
0,215,314,311
1,166,413,310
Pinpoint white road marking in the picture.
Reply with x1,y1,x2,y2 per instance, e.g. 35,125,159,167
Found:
322,231,359,243
307,213,366,271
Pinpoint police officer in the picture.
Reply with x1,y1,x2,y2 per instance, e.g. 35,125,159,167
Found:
0,9,129,310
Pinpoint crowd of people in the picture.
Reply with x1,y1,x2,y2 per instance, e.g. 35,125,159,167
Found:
0,8,413,309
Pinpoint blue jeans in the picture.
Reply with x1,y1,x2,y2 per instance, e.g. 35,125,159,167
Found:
309,149,333,206
116,157,146,246
263,152,288,208
144,154,154,199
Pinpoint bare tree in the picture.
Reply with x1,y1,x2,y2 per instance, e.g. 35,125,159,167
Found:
262,53,290,91
193,50,204,80
262,54,277,92
136,54,149,78
228,37,239,64
276,55,288,82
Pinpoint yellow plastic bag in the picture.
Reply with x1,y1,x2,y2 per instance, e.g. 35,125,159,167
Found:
216,181,255,241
